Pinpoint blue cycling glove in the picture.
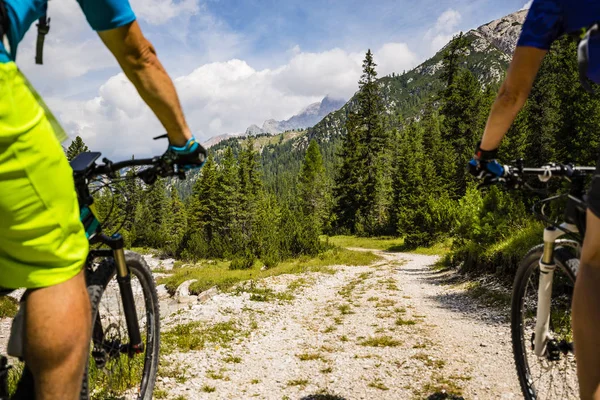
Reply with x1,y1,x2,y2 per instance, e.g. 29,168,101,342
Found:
164,136,208,171
467,142,505,179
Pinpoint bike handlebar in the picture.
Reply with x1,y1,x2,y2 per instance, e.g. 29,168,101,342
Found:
88,155,185,185
482,162,596,189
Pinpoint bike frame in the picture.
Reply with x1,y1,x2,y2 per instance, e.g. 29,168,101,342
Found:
534,223,580,357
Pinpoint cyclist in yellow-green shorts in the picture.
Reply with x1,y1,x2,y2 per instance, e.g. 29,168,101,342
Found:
0,0,204,398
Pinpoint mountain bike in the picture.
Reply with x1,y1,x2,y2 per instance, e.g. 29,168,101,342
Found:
485,161,595,399
0,148,196,400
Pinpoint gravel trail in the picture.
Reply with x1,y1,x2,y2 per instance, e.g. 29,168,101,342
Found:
157,251,521,400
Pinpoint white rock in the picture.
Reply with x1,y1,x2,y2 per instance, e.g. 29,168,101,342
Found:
175,279,197,303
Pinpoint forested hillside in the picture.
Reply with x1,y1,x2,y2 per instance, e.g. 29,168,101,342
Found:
66,8,600,278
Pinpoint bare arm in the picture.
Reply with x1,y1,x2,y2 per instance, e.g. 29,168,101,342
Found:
98,21,190,147
480,46,548,151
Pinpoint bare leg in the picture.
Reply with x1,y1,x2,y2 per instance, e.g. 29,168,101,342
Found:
573,210,600,400
23,270,91,400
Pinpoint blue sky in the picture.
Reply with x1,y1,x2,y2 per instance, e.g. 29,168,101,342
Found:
17,0,531,159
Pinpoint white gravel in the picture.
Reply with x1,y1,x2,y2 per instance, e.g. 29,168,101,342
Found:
157,251,521,400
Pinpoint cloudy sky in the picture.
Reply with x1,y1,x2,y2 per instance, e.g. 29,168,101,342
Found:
17,0,531,159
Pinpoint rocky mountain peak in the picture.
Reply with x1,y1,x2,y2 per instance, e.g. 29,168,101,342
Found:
473,10,528,55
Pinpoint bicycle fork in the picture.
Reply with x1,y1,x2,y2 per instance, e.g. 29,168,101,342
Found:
101,234,144,355
533,224,577,357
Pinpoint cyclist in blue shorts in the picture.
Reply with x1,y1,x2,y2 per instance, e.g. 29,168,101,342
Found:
468,1,600,398
0,0,204,398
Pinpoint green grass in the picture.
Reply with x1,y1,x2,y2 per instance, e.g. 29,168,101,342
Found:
395,317,417,326
0,297,18,318
163,320,245,352
159,248,381,295
154,389,168,399
223,355,242,364
323,236,452,255
297,352,327,362
337,304,353,315
324,236,405,251
235,284,295,302
368,379,389,391
201,385,216,393
358,335,402,347
287,379,309,387
412,353,446,369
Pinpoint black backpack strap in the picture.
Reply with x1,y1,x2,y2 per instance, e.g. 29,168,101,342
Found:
578,23,600,94
35,13,50,65
0,0,8,43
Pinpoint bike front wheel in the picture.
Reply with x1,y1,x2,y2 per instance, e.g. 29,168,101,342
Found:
511,245,579,399
84,251,160,400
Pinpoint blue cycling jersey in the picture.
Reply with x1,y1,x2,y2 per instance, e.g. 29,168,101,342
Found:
518,0,600,82
0,0,136,63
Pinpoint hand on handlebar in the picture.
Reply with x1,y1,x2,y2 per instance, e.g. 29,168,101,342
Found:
467,142,505,180
163,136,208,171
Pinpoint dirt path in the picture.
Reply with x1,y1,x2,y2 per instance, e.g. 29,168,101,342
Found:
157,251,521,400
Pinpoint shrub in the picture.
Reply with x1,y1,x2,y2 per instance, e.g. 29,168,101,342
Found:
229,254,256,270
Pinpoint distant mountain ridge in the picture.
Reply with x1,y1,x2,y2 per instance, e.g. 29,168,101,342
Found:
245,95,346,136
202,95,346,148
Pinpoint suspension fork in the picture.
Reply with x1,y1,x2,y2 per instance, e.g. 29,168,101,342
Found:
533,224,578,357
100,234,144,355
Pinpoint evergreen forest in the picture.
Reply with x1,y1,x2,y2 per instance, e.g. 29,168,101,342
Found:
66,34,600,278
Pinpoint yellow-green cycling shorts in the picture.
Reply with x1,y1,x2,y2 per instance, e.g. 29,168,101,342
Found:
0,62,88,289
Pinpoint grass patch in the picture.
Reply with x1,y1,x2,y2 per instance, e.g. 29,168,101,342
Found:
375,299,395,308
412,353,446,369
235,283,295,302
287,277,312,292
159,249,381,295
206,369,228,380
324,236,452,256
163,320,245,352
340,335,349,342
324,236,405,250
420,373,464,398
359,335,402,347
337,304,353,315
297,352,327,362
368,379,389,391
250,379,260,384
0,297,18,318
201,385,216,393
323,325,336,333
154,389,168,399
223,355,242,364
320,366,333,374
396,317,417,326
287,379,309,387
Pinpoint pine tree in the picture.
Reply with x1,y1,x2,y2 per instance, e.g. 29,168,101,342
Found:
298,139,327,222
333,49,393,235
66,136,89,161
164,187,187,255
440,33,470,88
189,155,219,242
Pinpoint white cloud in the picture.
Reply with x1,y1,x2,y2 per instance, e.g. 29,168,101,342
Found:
129,0,199,25
52,42,419,159
520,1,533,10
435,9,462,33
424,9,463,55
